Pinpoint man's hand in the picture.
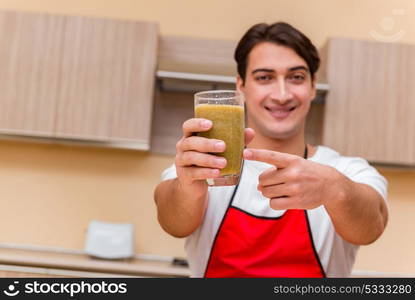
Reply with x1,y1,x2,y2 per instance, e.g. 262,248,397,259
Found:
154,120,255,238
176,118,255,188
243,148,388,245
243,148,340,210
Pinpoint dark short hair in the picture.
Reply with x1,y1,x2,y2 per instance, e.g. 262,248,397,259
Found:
234,22,320,83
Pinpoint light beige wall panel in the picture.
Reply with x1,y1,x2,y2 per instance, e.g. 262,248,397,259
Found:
0,141,185,258
1,0,415,49
354,168,415,274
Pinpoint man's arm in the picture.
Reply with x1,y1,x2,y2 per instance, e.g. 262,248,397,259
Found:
154,178,209,238
243,149,388,246
154,118,224,238
324,171,388,245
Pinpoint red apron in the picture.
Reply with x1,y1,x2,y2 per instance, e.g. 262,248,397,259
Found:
204,201,325,278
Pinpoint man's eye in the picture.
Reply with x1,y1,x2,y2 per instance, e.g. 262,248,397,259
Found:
256,75,272,81
288,74,305,82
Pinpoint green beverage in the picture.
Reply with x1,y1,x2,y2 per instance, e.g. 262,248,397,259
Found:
195,104,244,175
194,90,244,186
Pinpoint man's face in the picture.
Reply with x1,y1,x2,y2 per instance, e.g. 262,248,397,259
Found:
237,42,316,140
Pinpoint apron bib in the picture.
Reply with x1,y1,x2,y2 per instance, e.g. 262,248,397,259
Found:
204,189,325,278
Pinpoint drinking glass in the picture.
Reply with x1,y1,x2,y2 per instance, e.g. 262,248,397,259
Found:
194,90,244,186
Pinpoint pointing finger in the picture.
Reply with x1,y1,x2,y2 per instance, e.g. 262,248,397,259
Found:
243,148,298,168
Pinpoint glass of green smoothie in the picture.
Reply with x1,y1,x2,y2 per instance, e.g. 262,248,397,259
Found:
194,90,244,186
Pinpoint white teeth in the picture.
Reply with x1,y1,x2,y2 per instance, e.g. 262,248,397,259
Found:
265,106,296,118
266,107,294,112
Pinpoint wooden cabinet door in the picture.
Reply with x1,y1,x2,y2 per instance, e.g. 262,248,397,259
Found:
0,11,158,150
0,12,64,137
55,16,158,149
323,38,415,165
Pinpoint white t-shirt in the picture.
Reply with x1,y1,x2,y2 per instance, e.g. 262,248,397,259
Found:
161,146,388,277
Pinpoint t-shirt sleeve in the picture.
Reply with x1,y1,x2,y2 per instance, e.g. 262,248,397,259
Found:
161,164,178,181
339,157,388,202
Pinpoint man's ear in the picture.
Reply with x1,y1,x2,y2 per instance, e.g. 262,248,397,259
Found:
236,75,244,92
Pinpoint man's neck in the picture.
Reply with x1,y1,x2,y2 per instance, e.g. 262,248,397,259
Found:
247,130,307,158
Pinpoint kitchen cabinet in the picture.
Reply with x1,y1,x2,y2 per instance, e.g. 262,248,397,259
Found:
0,12,64,137
0,247,190,277
0,11,158,150
322,38,415,165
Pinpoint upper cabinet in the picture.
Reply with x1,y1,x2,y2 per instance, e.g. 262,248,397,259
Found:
0,12,65,137
0,11,158,150
322,38,415,165
158,36,237,76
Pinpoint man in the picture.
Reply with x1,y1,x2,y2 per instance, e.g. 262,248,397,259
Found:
154,22,388,277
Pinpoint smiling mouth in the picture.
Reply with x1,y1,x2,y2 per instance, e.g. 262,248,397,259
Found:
265,106,296,118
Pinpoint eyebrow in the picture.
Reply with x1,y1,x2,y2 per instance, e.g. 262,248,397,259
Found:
251,65,309,74
289,66,309,72
252,68,274,74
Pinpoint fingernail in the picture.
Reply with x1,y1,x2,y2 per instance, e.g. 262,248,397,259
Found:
215,158,226,167
211,169,220,176
244,149,253,159
201,120,212,129
214,141,225,151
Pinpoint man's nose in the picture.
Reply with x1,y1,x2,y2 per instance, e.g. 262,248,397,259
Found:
270,78,293,103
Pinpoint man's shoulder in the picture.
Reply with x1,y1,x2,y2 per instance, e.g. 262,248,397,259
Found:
312,145,373,173
315,146,388,201
311,145,342,165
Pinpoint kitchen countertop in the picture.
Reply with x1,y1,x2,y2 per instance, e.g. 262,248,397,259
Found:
0,247,190,277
